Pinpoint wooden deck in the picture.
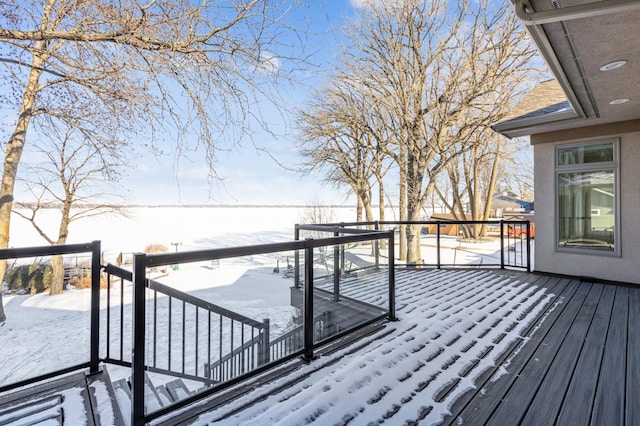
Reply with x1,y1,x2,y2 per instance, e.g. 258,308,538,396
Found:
447,271,640,425
155,268,640,425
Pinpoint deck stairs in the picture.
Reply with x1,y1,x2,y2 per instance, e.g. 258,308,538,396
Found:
0,369,124,426
111,374,198,425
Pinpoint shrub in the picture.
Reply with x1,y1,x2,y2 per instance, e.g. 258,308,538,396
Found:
68,275,109,289
144,243,169,254
5,263,53,294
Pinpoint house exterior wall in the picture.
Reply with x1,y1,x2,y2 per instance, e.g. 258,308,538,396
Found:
532,121,640,284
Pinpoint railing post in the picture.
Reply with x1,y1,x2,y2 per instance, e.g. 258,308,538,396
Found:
500,221,505,269
388,231,396,321
526,220,532,272
303,241,314,361
436,221,441,269
294,225,300,289
260,318,270,365
340,222,346,273
333,228,340,302
131,253,147,426
89,240,101,375
374,221,380,269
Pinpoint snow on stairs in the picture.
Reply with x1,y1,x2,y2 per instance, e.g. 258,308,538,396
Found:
0,394,64,425
112,374,196,425
0,369,124,425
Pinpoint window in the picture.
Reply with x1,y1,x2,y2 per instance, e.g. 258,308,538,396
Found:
556,140,618,253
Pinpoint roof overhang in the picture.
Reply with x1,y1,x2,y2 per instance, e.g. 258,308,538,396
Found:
496,0,640,138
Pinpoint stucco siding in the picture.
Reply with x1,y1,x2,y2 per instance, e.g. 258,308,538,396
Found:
533,130,640,284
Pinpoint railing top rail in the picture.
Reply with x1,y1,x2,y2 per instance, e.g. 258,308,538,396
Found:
102,263,264,327
320,219,530,227
103,263,132,281
141,240,307,267
296,224,383,234
148,279,265,328
0,241,98,260
142,231,391,267
380,220,529,225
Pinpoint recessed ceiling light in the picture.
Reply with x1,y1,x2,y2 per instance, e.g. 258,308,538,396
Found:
600,60,627,71
609,98,630,105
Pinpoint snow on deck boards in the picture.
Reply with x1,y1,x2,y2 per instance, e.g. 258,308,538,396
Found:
448,276,640,426
186,269,557,425
176,269,640,426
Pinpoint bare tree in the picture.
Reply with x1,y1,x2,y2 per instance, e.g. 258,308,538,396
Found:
14,122,128,295
436,134,505,238
298,77,392,225
498,137,534,201
0,0,308,321
341,0,536,263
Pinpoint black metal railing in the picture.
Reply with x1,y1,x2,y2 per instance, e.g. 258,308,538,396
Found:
128,231,395,425
102,264,270,385
0,241,101,393
311,220,531,272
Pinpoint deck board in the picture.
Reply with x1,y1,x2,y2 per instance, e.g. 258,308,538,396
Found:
627,286,640,425
443,273,562,420
555,283,616,425
483,279,591,423
591,286,628,425
518,283,604,425
449,277,579,425
152,269,640,426
454,275,640,426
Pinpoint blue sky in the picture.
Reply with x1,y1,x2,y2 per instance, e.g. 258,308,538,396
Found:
121,1,361,206
0,1,360,206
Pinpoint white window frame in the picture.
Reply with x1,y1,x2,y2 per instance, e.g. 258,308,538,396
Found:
555,138,620,256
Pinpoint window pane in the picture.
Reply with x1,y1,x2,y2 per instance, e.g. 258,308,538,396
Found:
558,170,615,250
557,143,614,166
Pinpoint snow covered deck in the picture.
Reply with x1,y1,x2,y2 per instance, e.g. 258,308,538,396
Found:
159,268,640,425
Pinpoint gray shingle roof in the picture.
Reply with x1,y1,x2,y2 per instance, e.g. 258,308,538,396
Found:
500,79,570,124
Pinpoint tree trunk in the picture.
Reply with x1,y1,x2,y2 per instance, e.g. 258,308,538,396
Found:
378,181,387,250
406,154,423,265
49,201,71,295
480,139,503,237
0,53,45,321
50,255,65,295
406,208,422,266
398,147,407,261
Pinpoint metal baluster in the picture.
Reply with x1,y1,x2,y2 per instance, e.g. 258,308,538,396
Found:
106,272,111,360
182,300,186,374
153,292,157,367
168,296,172,370
241,322,245,374
195,307,199,377
207,311,211,380
218,314,223,381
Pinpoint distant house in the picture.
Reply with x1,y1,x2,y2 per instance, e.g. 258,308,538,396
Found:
494,0,640,284
424,214,463,236
492,189,534,215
